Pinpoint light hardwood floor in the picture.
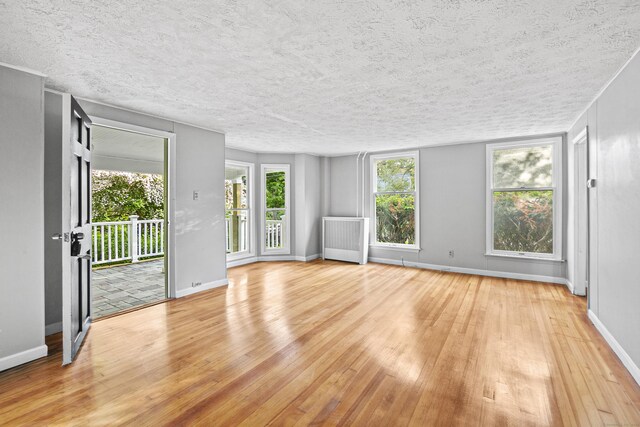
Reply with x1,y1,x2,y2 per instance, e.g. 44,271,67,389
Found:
1,260,639,426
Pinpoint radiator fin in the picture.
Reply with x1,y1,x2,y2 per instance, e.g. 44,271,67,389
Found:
325,220,361,251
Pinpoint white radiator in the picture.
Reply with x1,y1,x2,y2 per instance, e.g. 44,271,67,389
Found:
322,217,369,264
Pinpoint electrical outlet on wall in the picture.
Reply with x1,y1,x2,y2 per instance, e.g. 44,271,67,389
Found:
449,250,455,258
193,191,199,200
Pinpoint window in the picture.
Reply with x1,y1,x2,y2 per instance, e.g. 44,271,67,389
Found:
225,161,253,259
371,152,419,248
486,138,562,259
261,164,290,254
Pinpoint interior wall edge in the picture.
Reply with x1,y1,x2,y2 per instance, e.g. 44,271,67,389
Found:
589,310,640,386
568,45,640,132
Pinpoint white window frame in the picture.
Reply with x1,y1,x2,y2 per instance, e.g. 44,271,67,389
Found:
370,151,420,250
261,164,290,255
225,160,255,261
486,137,563,260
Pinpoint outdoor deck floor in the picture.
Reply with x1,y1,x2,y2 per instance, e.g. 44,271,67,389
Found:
91,259,166,319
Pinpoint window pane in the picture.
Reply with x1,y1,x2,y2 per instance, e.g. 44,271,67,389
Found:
265,209,286,249
265,170,286,209
375,193,415,245
225,210,249,254
376,157,415,192
493,190,553,254
225,165,248,209
493,145,552,188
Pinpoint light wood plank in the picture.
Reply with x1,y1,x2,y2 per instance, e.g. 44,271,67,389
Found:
0,260,638,426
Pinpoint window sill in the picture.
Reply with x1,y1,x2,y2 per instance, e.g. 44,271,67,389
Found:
227,252,255,262
485,253,565,262
370,244,421,252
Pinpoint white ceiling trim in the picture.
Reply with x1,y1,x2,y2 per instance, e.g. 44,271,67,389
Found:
80,97,225,136
0,61,46,77
568,45,640,131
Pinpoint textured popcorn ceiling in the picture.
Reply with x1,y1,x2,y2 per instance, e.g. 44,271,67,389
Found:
1,1,639,155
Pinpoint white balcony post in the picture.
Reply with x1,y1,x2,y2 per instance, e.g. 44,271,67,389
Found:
130,215,139,263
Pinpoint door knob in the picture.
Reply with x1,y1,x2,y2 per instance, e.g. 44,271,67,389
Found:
70,232,84,256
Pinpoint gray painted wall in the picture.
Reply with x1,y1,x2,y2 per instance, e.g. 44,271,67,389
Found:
304,155,322,257
173,123,227,290
294,154,322,259
0,66,46,364
43,99,228,330
329,138,567,280
79,101,227,295
329,155,361,217
43,92,63,331
567,51,640,376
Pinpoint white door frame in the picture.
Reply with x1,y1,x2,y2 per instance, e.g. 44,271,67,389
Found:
89,117,177,298
572,128,589,296
225,160,256,262
260,164,291,255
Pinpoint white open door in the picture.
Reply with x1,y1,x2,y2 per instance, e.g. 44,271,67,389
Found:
55,94,93,365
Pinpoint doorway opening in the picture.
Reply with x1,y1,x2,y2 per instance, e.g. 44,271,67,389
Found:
90,125,168,319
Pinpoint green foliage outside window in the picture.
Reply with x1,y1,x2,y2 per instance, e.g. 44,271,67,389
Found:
375,193,415,245
493,190,553,254
92,171,164,222
491,143,554,254
376,158,415,192
265,171,286,208
375,157,416,245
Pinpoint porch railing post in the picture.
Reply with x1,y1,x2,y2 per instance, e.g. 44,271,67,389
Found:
130,215,139,263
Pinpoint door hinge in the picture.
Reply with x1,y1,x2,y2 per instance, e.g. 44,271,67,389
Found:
587,178,597,188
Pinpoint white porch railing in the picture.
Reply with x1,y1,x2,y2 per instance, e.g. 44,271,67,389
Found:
265,220,284,249
225,216,248,253
92,215,164,265
224,218,284,252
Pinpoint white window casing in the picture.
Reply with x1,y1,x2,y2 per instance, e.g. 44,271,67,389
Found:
369,151,420,250
485,137,563,260
261,164,291,255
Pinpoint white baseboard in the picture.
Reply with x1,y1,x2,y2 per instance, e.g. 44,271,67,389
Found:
228,255,568,286
0,345,48,372
565,279,587,296
295,253,321,262
565,280,575,294
368,257,567,285
45,321,62,336
588,310,640,386
257,255,296,262
176,278,229,298
228,254,321,268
